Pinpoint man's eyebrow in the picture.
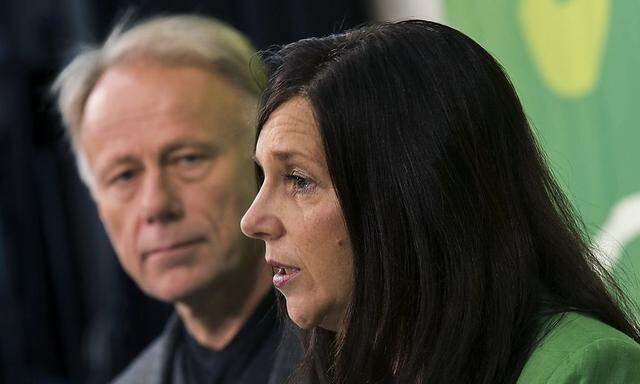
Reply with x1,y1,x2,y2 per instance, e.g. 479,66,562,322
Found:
99,155,138,169
162,140,218,155
95,154,139,180
97,141,218,172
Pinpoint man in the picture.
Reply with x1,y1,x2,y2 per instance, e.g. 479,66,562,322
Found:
52,15,299,383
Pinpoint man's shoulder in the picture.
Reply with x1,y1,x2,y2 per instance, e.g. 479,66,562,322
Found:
110,313,305,384
111,316,181,384
111,336,167,384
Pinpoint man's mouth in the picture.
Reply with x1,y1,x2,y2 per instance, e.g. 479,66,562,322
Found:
143,238,205,259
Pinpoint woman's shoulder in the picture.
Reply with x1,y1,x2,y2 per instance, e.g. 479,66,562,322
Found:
517,312,640,383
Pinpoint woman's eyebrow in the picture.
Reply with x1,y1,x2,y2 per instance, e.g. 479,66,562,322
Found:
253,147,323,170
274,149,319,163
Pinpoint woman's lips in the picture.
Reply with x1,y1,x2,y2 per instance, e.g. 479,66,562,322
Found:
267,260,301,289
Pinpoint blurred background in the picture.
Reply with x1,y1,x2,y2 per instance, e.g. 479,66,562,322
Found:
0,0,638,383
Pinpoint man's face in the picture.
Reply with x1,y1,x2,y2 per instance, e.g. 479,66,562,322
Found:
80,61,256,303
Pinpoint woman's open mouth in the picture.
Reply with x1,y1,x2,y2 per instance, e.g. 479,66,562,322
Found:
269,262,301,289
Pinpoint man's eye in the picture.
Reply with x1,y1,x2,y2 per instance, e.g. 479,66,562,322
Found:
170,152,213,180
176,154,205,166
111,169,137,184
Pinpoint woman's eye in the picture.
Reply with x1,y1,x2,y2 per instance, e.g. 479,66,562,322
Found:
286,173,315,195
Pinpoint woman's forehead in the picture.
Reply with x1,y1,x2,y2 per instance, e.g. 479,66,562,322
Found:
256,98,324,162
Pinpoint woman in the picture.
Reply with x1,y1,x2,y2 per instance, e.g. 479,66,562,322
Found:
240,20,640,383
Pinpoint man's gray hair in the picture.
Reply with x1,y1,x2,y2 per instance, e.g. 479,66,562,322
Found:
51,14,264,187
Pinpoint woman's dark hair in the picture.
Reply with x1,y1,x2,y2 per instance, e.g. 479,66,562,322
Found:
255,20,640,384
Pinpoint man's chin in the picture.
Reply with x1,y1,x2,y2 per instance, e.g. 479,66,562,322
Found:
144,286,194,304
140,274,208,304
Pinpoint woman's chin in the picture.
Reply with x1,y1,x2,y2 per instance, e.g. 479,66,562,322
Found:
287,306,317,330
286,299,341,331
286,300,322,330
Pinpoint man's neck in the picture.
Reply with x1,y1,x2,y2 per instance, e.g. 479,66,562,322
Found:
174,252,272,351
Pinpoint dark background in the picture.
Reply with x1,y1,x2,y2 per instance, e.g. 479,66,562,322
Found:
0,1,369,382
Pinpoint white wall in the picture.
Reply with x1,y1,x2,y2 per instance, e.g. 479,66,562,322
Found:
373,0,446,23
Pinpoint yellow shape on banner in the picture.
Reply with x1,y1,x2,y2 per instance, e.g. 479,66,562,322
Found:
518,0,610,98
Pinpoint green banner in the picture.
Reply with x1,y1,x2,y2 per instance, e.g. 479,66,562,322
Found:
444,0,640,314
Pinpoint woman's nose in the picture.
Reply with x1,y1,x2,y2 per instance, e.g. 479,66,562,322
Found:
240,188,285,241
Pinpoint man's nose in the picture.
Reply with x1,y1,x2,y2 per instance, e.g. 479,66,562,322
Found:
140,169,184,224
240,188,284,241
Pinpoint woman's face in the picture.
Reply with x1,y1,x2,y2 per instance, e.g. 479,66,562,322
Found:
241,97,353,331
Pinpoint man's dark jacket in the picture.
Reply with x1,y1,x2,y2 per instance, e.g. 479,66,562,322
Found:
112,315,302,384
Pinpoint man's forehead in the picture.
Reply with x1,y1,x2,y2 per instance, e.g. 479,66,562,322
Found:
82,61,253,143
85,63,218,122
